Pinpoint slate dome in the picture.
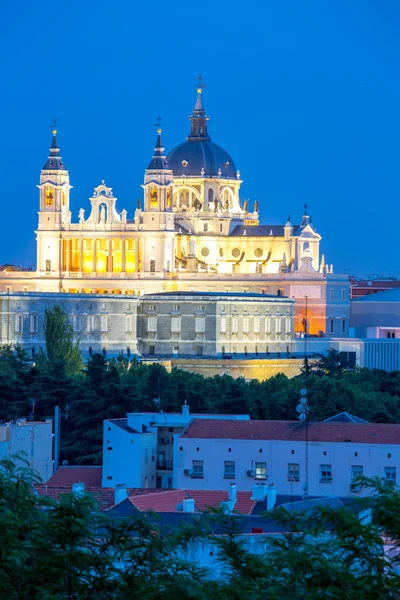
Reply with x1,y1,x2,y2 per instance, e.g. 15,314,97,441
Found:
166,88,237,179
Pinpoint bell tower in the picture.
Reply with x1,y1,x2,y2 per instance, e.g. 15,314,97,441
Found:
36,122,72,280
140,123,175,273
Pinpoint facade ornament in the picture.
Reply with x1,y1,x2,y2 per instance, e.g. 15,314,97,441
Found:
121,209,127,224
201,167,205,176
224,199,229,211
236,170,240,179
78,208,85,223
99,205,106,223
218,168,222,176
137,198,141,210
189,235,196,256
214,197,219,212
243,199,248,213
254,200,259,213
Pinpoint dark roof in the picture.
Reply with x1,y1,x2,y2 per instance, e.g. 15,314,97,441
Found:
181,418,400,444
42,132,66,171
46,466,102,487
324,412,369,424
108,418,140,434
167,139,237,178
353,289,400,302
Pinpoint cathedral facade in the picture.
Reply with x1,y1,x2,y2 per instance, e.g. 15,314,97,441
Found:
0,87,350,337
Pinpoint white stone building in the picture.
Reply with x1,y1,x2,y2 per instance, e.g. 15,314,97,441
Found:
0,418,53,482
175,417,400,498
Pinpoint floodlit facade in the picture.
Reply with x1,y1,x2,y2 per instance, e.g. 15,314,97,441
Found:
0,86,350,338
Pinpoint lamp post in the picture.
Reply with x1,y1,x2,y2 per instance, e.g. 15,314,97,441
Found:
296,388,309,500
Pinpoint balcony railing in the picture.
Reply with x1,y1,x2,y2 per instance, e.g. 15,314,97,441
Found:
156,460,173,471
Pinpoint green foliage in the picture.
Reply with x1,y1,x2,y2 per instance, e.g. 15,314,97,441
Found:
1,458,400,598
43,305,83,376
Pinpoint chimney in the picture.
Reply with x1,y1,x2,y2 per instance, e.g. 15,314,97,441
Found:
114,484,128,505
182,400,189,417
250,482,268,501
182,498,195,513
228,483,237,503
127,413,143,433
72,482,85,497
266,484,276,510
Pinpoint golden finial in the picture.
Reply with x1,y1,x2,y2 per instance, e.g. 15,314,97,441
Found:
155,115,163,133
50,116,58,135
197,73,206,94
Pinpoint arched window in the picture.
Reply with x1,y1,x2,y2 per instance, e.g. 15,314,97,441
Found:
208,189,213,205
45,189,54,206
150,189,158,209
303,241,310,251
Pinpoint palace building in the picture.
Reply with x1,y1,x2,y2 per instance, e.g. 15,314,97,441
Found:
0,86,350,338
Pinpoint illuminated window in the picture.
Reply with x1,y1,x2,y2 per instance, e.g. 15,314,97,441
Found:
255,462,267,480
45,189,54,206
288,463,300,481
149,188,158,208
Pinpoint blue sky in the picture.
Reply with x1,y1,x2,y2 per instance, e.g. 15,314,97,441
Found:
1,0,399,276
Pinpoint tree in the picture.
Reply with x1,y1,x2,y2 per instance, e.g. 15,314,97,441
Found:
43,305,83,376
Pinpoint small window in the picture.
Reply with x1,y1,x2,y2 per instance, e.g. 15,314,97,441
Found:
149,259,156,273
275,317,282,334
107,476,112,480
330,289,334,301
149,304,155,311
243,317,249,334
341,319,346,334
100,315,108,333
220,316,227,334
87,315,94,332
127,347,131,357
45,259,51,272
329,319,334,334
192,460,204,478
126,315,132,333
149,345,155,355
196,345,203,356
73,315,80,333
255,462,267,480
203,223,208,232
320,464,332,482
351,465,363,481
342,289,346,301
197,305,204,311
107,447,113,451
195,317,205,333
385,467,396,483
224,461,235,478
288,463,300,481
88,346,93,357
232,316,238,333
147,316,157,332
29,314,38,334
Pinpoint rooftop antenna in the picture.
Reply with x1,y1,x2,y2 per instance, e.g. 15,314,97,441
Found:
296,388,309,500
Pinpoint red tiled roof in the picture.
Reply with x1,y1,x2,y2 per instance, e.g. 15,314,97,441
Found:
128,489,257,515
181,419,400,445
35,485,166,511
46,466,102,487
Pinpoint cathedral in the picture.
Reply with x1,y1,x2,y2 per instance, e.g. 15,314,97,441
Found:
0,85,350,337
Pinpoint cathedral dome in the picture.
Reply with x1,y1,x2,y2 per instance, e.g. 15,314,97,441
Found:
166,87,237,179
166,139,236,178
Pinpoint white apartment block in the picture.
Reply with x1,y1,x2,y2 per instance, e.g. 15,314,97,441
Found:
102,405,249,489
176,418,400,498
0,418,53,482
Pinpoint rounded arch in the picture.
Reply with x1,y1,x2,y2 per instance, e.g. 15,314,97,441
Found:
173,185,201,209
218,185,236,210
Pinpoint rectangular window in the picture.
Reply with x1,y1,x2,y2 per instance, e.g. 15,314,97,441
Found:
197,305,204,311
254,316,260,334
329,319,334,334
255,462,267,480
330,289,334,301
224,460,235,478
149,304,155,311
171,316,181,333
276,317,281,334
286,316,292,333
100,315,108,333
87,315,94,332
45,259,51,272
342,289,346,301
126,315,132,333
288,463,300,481
203,223,208,232
29,314,38,334
232,316,238,333
192,460,204,478
265,317,271,333
147,316,157,332
385,466,396,483
220,316,227,333
196,345,203,356
320,464,332,482
243,317,249,334
150,260,156,273
149,345,155,355
127,347,131,357
15,314,23,333
351,465,363,481
341,319,346,334
195,317,205,333
88,346,93,357
73,315,80,333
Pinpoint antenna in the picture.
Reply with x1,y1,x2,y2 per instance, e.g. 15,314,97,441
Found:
296,388,309,500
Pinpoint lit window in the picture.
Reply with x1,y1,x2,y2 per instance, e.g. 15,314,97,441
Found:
320,464,332,482
351,465,363,481
288,463,300,481
224,461,235,478
255,462,267,480
385,467,396,484
192,460,204,478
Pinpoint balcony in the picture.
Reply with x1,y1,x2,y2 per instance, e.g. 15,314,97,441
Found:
156,460,173,471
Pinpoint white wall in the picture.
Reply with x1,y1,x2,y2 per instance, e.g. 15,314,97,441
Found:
176,437,400,498
0,420,53,482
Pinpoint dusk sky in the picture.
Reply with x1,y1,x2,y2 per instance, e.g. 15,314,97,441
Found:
1,1,399,277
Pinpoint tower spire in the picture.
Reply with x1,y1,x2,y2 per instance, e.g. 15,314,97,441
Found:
42,117,66,171
188,75,210,140
147,117,168,170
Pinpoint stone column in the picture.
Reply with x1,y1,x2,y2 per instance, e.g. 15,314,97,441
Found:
92,239,97,272
108,239,113,272
135,239,139,272
121,239,126,273
79,238,83,272
65,239,70,272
